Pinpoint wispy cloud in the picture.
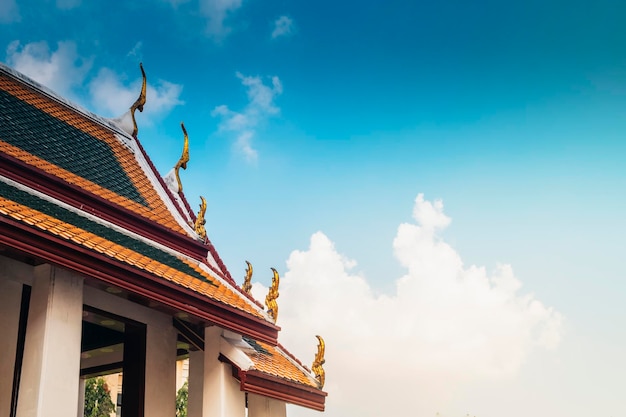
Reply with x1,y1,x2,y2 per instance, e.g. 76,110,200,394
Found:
212,72,283,162
0,0,20,23
199,0,243,41
161,0,244,41
89,67,184,120
5,40,92,99
271,15,294,39
251,194,563,417
5,40,183,123
162,0,242,43
55,0,81,10
126,41,143,59
162,0,191,6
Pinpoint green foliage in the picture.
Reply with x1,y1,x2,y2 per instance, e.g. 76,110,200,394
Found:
84,377,116,417
176,381,188,417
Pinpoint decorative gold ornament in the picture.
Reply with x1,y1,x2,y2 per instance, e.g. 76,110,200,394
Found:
174,122,190,193
242,261,253,294
130,63,147,138
312,335,326,388
194,196,207,240
265,268,280,322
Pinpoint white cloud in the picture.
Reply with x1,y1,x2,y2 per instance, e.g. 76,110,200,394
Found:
212,72,283,162
5,40,92,98
271,15,294,39
199,0,243,40
55,0,81,9
161,0,244,41
4,39,182,123
163,0,190,5
126,41,143,59
234,130,257,161
251,194,563,417
89,67,184,120
0,0,20,23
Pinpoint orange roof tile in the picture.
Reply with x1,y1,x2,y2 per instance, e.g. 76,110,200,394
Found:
246,340,319,388
0,193,266,320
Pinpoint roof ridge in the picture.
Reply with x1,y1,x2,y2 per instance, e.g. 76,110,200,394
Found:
0,63,134,148
133,135,196,225
132,135,236,280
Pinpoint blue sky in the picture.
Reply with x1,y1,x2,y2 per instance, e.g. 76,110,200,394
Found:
2,1,626,416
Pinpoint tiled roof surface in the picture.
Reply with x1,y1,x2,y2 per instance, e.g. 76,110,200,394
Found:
0,181,266,319
0,74,186,234
243,337,319,388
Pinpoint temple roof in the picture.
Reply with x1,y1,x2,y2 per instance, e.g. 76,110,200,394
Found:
0,62,326,410
220,334,327,411
0,74,186,234
0,63,277,337
0,180,265,320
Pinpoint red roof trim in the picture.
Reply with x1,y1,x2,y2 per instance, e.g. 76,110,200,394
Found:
133,138,235,283
132,136,194,223
240,370,327,412
0,215,280,345
0,152,209,261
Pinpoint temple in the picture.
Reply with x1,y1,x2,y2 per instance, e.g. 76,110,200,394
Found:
0,62,327,417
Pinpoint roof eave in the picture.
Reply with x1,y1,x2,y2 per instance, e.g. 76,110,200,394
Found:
0,215,280,345
0,152,212,262
239,369,327,412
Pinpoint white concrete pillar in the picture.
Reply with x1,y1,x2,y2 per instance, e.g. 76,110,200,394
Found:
16,264,84,417
176,359,185,391
0,278,23,417
187,350,204,417
77,378,86,417
247,393,287,417
144,316,177,417
202,327,245,417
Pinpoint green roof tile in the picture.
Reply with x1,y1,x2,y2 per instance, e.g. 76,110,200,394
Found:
243,336,273,355
0,181,215,286
0,89,147,206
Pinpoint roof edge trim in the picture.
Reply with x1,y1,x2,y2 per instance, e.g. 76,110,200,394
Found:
0,215,280,344
0,153,209,260
240,370,327,411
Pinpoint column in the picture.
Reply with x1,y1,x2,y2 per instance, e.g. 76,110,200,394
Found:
187,350,204,417
16,264,84,417
144,316,177,417
0,279,23,417
202,327,245,417
248,393,287,417
77,378,86,417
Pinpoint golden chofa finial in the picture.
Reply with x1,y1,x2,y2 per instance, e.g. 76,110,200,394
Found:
265,268,280,322
194,196,207,240
130,63,147,138
174,122,190,193
242,261,253,294
312,335,326,388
